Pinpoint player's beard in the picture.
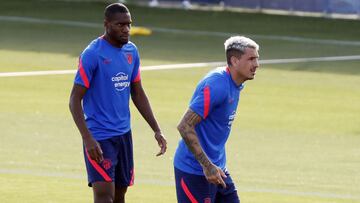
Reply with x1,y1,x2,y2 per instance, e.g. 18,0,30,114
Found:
117,35,129,45
107,30,129,45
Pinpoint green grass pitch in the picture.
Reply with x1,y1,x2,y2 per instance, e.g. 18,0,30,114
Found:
0,0,360,202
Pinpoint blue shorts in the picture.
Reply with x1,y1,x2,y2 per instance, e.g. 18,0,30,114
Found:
174,167,240,203
83,131,134,187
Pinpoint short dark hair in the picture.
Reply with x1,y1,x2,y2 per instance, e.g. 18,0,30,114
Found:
226,49,243,66
104,3,129,20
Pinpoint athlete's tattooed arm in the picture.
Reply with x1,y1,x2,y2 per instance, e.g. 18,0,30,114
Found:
177,109,227,188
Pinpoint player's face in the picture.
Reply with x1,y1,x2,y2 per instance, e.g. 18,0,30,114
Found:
232,47,259,81
105,12,132,45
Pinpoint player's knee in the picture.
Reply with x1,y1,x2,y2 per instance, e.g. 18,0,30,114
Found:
93,186,115,203
94,193,114,203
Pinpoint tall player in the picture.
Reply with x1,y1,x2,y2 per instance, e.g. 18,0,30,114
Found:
174,36,260,203
69,3,167,203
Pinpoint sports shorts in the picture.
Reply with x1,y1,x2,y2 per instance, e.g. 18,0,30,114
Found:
83,131,134,187
175,167,240,203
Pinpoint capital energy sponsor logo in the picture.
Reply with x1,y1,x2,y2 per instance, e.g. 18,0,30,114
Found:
228,110,236,129
112,72,130,91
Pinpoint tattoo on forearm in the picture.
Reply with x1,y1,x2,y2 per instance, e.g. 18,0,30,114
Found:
195,152,211,168
178,109,211,167
184,111,201,126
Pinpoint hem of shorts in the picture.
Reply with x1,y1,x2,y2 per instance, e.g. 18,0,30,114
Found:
115,182,134,188
88,180,113,187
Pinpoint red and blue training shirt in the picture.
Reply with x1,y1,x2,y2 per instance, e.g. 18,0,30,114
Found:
174,67,244,175
74,37,141,140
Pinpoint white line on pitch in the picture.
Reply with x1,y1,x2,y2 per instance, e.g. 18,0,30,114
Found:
1,55,360,77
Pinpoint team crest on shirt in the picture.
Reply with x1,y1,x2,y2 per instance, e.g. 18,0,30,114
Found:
102,159,112,170
228,97,235,104
126,53,133,64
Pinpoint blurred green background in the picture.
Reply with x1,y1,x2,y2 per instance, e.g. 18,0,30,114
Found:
0,0,359,202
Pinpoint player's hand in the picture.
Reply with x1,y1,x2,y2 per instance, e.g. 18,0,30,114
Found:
83,136,103,163
203,163,227,188
154,131,167,156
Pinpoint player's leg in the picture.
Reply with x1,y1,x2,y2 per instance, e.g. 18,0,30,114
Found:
114,131,134,203
92,182,115,203
174,167,217,203
214,170,240,203
83,137,119,203
114,186,128,203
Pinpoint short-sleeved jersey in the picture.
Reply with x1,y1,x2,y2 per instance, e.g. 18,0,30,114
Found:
74,36,141,141
174,67,244,175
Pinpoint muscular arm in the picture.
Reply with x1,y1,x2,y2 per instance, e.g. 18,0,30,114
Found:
69,84,103,163
177,109,227,187
176,109,211,167
131,81,167,156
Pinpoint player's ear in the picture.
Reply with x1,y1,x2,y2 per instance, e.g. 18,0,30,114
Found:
230,56,238,67
104,19,109,28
